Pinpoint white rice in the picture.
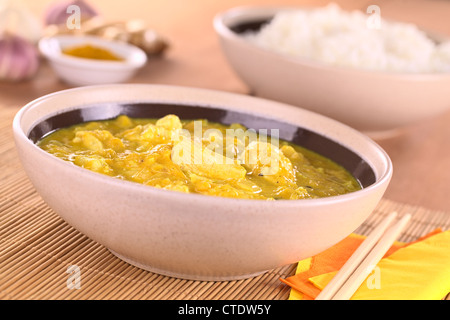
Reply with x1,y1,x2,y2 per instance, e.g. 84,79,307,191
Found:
244,3,450,73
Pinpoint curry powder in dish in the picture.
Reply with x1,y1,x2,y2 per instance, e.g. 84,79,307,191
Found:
37,114,361,200
62,44,124,61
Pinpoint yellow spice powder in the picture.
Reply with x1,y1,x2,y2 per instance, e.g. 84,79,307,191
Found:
62,44,124,61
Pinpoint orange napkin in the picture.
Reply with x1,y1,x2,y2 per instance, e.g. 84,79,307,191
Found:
281,228,445,300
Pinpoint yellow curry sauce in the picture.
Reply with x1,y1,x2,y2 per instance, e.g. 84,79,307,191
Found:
37,114,361,200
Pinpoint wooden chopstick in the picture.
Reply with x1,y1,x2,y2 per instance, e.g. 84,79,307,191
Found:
315,211,398,300
316,212,411,300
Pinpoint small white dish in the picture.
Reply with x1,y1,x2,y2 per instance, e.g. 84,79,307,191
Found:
38,35,147,86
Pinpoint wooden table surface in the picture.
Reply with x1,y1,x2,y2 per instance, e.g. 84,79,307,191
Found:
2,0,450,212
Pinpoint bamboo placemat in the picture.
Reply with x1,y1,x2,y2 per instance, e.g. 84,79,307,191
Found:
1,107,449,300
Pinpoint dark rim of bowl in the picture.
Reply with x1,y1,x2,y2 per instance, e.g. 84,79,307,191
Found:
229,18,272,34
27,102,376,188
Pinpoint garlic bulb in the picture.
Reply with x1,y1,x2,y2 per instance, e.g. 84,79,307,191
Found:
0,33,39,82
0,0,42,43
44,0,99,26
128,28,169,56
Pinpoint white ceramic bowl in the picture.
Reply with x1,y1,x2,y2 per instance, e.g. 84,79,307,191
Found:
38,35,147,86
13,84,392,281
213,6,450,135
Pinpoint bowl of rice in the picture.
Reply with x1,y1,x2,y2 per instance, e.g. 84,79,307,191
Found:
214,3,450,136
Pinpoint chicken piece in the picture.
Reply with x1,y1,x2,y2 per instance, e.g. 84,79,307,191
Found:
272,185,312,200
114,115,133,128
73,154,113,175
189,174,266,199
111,145,187,185
137,114,183,147
72,130,124,152
73,131,103,151
280,145,307,163
117,118,179,152
156,114,182,131
240,141,296,186
144,177,190,193
172,133,247,181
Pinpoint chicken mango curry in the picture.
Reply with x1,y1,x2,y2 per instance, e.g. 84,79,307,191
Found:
37,114,361,200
